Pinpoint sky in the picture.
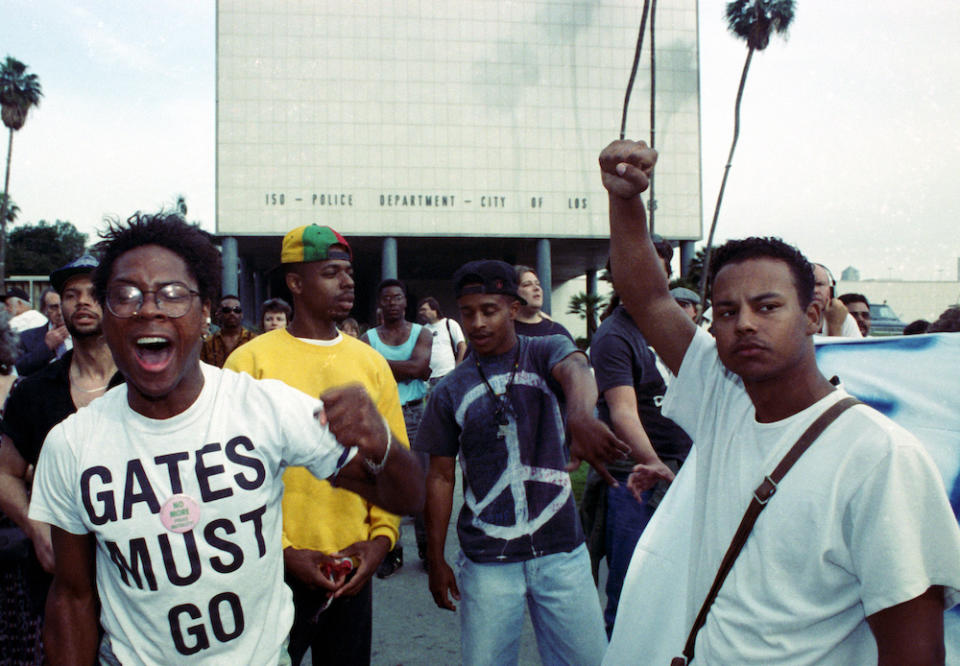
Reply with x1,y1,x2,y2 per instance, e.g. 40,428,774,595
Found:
2,0,959,282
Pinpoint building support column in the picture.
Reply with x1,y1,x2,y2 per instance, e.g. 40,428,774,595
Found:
252,269,265,325
237,256,256,328
586,267,599,337
536,238,552,315
221,237,239,297
586,268,598,298
382,237,398,281
680,240,696,279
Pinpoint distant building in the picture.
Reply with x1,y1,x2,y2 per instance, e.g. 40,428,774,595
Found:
841,266,860,281
836,278,960,323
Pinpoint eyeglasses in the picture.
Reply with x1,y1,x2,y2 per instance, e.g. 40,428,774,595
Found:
106,283,200,319
220,306,242,314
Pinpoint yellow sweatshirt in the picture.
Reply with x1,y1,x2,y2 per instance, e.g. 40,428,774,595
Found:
225,329,406,552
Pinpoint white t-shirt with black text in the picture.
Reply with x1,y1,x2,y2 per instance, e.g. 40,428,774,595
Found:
30,363,353,664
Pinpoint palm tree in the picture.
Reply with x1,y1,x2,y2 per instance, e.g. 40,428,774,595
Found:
0,56,43,285
173,194,188,217
696,0,795,319
567,291,608,344
0,192,19,226
671,246,711,294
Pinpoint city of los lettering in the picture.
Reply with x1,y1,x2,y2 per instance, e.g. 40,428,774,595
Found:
81,436,270,655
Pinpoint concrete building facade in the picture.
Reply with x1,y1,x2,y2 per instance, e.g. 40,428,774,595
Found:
216,0,702,325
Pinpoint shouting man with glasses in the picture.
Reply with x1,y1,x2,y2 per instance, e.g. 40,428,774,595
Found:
201,294,257,368
27,213,424,665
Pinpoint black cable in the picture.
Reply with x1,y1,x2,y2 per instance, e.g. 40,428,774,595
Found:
619,0,652,140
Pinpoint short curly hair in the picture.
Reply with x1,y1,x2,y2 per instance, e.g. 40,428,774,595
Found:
928,306,960,333
377,278,407,297
838,293,869,308
93,212,222,306
260,297,292,329
709,237,815,308
417,296,442,317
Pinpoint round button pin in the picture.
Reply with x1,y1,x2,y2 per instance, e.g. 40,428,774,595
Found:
159,493,201,533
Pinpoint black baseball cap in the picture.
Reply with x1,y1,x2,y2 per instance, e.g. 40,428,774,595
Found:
453,260,526,305
1,286,29,303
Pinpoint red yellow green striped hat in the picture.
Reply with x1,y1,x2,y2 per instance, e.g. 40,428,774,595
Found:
281,225,352,264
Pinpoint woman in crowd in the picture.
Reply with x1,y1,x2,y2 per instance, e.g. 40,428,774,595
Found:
261,297,292,332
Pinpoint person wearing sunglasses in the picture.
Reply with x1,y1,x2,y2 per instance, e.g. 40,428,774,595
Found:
200,294,257,368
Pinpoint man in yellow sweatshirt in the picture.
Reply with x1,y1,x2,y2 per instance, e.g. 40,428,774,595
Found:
226,224,409,666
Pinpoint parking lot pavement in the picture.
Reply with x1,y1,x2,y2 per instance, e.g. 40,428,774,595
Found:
370,482,542,665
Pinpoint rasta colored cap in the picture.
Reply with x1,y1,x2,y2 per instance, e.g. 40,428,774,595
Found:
281,225,352,264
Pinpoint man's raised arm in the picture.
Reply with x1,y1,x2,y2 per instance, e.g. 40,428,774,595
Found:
600,140,697,375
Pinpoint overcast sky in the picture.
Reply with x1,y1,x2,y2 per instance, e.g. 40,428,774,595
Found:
3,0,959,281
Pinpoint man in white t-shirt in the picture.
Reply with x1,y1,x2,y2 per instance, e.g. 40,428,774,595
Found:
3,286,48,333
600,139,960,664
28,213,424,665
416,296,466,388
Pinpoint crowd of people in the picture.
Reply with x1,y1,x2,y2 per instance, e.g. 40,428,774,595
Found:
0,140,958,665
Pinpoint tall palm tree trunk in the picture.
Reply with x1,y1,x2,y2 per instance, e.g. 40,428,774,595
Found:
0,127,14,286
696,46,755,320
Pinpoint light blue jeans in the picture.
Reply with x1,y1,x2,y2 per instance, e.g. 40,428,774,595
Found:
456,544,607,666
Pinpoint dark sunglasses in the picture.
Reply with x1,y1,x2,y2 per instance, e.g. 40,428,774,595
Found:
220,306,242,314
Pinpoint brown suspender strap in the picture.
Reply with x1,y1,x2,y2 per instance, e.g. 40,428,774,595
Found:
671,396,862,666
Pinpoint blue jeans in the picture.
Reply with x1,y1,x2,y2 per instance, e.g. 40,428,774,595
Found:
603,484,655,636
402,400,429,556
456,544,606,666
